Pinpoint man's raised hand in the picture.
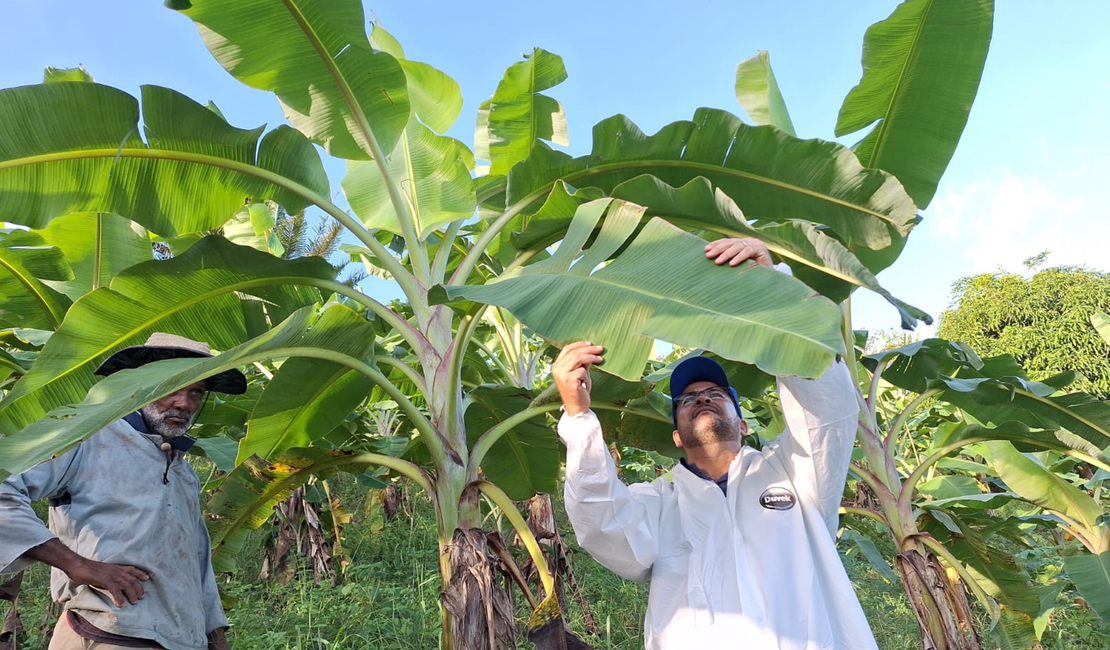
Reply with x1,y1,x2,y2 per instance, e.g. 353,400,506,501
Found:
705,237,773,268
552,342,604,416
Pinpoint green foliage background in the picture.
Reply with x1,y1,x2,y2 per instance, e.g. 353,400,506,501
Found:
938,266,1110,398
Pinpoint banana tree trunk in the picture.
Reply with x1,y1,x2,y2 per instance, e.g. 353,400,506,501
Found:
525,494,600,637
259,487,335,585
893,541,981,650
439,528,518,650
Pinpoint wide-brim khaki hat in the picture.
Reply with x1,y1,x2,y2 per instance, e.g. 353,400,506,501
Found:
94,332,247,395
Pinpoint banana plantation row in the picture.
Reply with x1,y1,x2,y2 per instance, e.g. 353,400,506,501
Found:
0,0,1107,649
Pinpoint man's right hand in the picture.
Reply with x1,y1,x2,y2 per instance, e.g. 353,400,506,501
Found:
552,341,605,416
68,557,150,607
24,539,149,607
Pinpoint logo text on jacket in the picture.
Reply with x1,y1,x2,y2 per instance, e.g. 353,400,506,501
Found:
759,487,796,511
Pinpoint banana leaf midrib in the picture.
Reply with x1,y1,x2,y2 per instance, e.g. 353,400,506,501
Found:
485,264,841,355
276,0,376,150
484,159,911,232
0,250,64,329
0,148,337,215
0,275,331,409
863,0,936,165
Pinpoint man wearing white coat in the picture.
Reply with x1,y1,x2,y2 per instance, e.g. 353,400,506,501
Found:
552,237,878,649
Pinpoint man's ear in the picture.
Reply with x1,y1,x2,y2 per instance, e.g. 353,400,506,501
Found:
739,420,749,436
671,430,684,449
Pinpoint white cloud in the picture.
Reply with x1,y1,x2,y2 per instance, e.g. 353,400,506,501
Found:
928,170,1107,276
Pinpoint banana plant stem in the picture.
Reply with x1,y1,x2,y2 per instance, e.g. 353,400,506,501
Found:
472,480,555,597
885,388,942,451
909,533,1001,625
313,279,431,360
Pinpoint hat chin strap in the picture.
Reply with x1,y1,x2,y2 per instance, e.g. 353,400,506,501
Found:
187,392,211,436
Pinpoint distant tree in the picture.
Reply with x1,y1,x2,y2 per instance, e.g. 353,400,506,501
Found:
273,205,367,288
937,263,1110,398
864,328,919,355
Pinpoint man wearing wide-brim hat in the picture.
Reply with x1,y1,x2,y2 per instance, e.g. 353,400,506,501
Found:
0,333,246,650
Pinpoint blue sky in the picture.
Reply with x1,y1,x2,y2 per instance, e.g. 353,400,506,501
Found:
2,1,1107,336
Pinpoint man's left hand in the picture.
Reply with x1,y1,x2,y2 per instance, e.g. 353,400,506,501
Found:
705,237,773,268
207,627,230,650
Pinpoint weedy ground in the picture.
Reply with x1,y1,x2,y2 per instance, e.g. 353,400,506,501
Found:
7,474,1103,649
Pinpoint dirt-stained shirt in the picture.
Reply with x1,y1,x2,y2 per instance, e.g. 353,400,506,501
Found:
0,416,227,650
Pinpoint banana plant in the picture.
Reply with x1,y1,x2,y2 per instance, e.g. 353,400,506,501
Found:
0,0,994,647
984,438,1110,630
841,337,1110,649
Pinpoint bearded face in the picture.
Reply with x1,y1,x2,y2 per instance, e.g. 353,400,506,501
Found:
140,380,206,439
674,383,743,449
141,403,197,439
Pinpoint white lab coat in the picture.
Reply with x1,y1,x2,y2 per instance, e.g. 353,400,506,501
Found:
559,361,878,649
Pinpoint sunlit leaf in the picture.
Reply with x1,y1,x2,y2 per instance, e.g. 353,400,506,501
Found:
442,200,843,381
0,83,329,237
0,237,333,433
478,48,568,175
837,0,993,208
172,0,410,159
735,51,795,136
503,108,916,259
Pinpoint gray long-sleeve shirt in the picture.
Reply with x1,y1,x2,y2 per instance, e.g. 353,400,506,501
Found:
0,415,227,650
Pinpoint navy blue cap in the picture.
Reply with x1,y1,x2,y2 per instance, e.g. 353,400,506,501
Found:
669,356,742,428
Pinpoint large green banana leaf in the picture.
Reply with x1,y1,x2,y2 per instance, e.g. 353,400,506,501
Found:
529,367,675,454
343,117,476,238
994,607,1042,650
944,382,1110,453
0,237,333,434
985,441,1103,532
0,304,410,480
734,51,796,136
236,306,379,464
489,181,602,267
465,386,558,500
0,83,329,237
0,306,317,479
922,512,1041,616
0,230,72,330
866,339,1110,450
169,0,410,160
34,213,151,300
490,174,925,328
441,199,844,381
475,48,568,175
498,108,917,261
607,175,930,327
935,421,1110,470
345,27,474,237
1064,552,1110,623
836,0,993,208
369,25,462,135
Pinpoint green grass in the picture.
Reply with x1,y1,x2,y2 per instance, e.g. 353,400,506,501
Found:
5,476,1106,649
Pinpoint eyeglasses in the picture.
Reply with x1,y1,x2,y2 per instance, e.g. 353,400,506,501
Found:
673,386,731,408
